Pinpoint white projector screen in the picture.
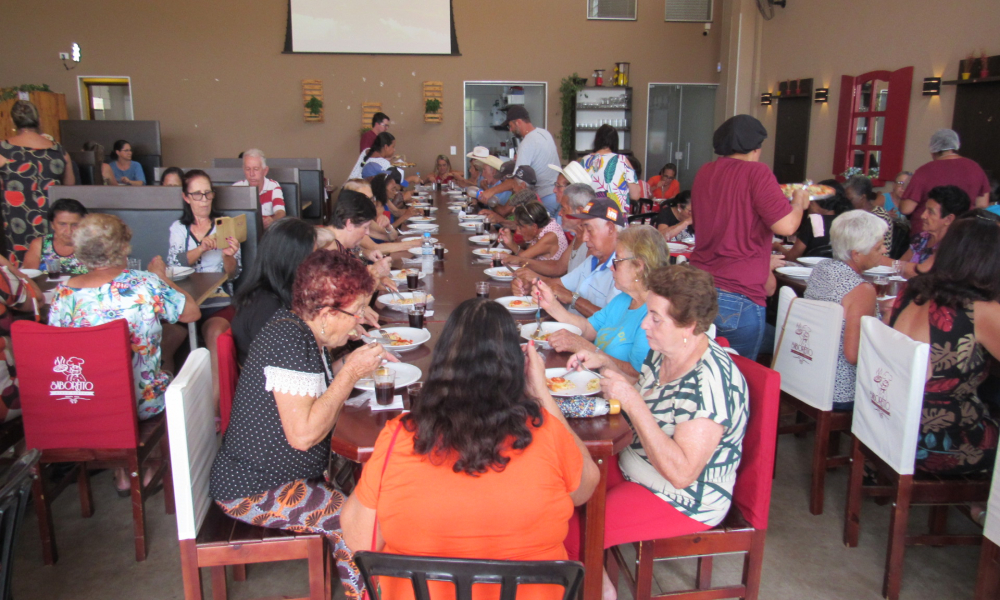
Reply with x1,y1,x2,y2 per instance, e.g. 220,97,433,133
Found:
289,0,455,55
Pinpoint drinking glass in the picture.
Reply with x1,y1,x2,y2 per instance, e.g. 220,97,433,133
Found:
475,281,490,298
127,257,142,271
475,222,485,235
871,275,889,298
406,382,423,408
492,252,504,268
408,306,425,329
373,367,396,406
44,257,62,279
411,290,427,311
406,269,419,290
434,244,445,260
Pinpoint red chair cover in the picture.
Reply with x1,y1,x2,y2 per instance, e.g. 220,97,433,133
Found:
12,319,138,450
217,329,238,434
730,355,781,530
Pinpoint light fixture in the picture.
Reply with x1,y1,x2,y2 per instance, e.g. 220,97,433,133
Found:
760,93,772,106
922,77,941,96
814,88,829,103
71,43,81,63
61,43,81,70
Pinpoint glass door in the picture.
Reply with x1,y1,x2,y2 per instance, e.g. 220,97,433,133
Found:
646,84,717,191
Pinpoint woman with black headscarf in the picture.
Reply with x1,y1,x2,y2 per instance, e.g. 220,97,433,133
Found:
688,115,810,360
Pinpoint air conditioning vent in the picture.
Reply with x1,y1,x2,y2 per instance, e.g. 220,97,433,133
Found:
588,0,637,20
665,0,713,22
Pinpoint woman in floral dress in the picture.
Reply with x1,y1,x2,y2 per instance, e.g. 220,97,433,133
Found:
0,100,74,263
49,214,201,492
891,215,1000,474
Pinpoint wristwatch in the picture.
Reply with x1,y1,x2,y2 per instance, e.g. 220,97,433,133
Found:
568,292,581,311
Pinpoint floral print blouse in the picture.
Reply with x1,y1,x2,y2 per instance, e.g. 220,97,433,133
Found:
49,270,186,420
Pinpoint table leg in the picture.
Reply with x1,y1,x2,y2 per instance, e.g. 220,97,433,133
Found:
188,322,199,353
582,456,609,600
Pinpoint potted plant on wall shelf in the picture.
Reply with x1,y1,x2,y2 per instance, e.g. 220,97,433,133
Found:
305,96,323,116
424,98,442,123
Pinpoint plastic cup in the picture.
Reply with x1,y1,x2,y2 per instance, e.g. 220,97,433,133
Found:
475,281,490,298
374,367,395,406
406,270,419,290
408,306,425,329
411,290,427,312
44,257,62,279
434,244,445,260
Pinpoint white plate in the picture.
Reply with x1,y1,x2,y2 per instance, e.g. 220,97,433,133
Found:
400,236,438,244
371,327,431,352
520,323,583,349
404,223,438,231
407,247,448,256
544,368,601,397
459,214,487,221
458,222,482,230
473,247,511,256
797,257,829,266
666,242,690,253
389,269,427,283
469,235,491,245
354,363,423,391
20,268,43,278
495,296,538,313
166,266,195,281
377,292,435,311
447,205,465,212
864,266,896,276
445,191,464,196
775,266,813,279
484,267,516,281
409,216,436,223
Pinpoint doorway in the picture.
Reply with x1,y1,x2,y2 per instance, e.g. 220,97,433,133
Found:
463,82,546,175
645,84,717,191
772,96,811,184
77,77,134,120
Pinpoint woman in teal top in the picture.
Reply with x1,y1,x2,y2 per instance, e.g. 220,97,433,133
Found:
110,139,145,185
534,225,671,376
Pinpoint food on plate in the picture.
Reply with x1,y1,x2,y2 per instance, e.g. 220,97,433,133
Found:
586,378,601,393
779,183,836,199
508,299,536,308
390,298,415,305
494,270,513,278
546,377,575,393
384,332,414,346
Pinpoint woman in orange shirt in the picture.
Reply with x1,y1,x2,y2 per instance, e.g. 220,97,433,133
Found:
342,298,599,600
648,163,680,201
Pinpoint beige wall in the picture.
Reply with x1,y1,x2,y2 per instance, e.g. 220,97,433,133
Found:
753,0,1000,185
0,0,722,180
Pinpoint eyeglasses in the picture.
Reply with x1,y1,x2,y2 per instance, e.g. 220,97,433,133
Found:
186,191,215,201
895,180,907,185
330,305,365,320
611,256,638,268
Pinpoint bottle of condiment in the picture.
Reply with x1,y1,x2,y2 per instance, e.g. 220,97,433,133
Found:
556,397,621,418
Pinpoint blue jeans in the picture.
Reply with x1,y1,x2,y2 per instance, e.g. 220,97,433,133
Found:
713,289,766,361
540,193,560,218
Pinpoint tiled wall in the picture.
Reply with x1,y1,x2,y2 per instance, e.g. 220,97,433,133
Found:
463,83,546,170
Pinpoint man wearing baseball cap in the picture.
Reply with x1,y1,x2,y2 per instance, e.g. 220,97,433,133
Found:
900,129,990,236
478,105,562,218
513,194,623,317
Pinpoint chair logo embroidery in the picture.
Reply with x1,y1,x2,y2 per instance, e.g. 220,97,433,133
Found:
790,323,813,364
50,357,94,403
870,368,892,418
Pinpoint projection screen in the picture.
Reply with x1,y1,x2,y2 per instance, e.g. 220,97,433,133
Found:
287,0,457,55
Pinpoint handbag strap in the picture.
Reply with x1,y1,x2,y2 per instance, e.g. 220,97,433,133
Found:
371,420,404,552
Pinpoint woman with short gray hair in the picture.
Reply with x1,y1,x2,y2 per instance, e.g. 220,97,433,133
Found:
803,210,887,409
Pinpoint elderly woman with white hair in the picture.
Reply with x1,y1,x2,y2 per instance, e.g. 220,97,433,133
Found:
803,210,887,410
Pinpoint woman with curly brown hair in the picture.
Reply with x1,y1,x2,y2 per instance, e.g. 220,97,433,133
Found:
341,298,599,600
890,214,1000,475
210,249,393,600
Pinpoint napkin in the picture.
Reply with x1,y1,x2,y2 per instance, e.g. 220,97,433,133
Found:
370,395,407,412
345,391,372,407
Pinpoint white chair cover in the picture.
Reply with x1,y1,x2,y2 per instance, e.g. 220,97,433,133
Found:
851,316,930,476
707,323,716,340
774,286,797,354
164,349,217,541
985,464,1000,544
772,297,843,411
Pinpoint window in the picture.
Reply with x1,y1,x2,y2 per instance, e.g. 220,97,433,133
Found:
77,77,134,121
665,0,713,22
832,67,912,186
588,0,636,20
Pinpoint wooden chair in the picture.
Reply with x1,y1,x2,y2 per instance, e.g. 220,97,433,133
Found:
355,551,584,600
610,355,781,600
166,348,331,600
631,198,656,215
844,316,990,600
11,319,173,564
772,296,850,515
0,449,40,600
216,329,238,435
975,464,1000,599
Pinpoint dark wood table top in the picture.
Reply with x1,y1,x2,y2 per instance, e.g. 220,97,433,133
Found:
332,192,634,462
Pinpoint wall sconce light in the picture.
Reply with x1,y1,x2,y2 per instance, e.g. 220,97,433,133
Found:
760,93,772,106
922,77,941,96
60,43,81,70
814,88,829,103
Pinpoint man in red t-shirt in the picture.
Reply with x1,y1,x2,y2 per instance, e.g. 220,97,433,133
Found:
901,129,990,237
360,112,390,153
689,115,809,360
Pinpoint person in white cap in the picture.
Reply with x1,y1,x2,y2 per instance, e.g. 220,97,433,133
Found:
900,129,990,236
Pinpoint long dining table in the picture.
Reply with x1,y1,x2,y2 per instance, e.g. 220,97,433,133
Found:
329,189,633,600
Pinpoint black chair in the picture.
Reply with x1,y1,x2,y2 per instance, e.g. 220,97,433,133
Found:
628,212,657,225
0,449,41,600
354,552,584,600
